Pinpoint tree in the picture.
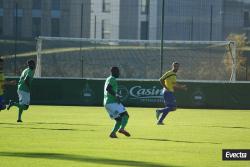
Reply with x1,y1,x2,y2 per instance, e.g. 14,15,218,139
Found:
224,33,247,80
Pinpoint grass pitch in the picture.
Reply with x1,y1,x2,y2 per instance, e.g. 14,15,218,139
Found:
0,106,249,167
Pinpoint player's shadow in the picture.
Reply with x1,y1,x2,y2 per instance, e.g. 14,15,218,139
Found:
1,126,96,132
30,122,103,127
132,138,221,145
0,152,183,167
179,124,250,130
206,125,250,130
0,122,20,126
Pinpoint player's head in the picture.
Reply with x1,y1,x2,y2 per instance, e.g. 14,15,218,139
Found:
111,66,119,78
27,59,36,70
172,62,179,72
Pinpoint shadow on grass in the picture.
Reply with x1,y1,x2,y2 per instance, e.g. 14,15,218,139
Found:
30,122,103,127
178,124,250,130
132,138,221,145
0,122,20,126
1,126,95,131
207,125,250,130
0,152,183,167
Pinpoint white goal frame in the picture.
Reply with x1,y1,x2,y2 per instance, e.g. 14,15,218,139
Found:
36,36,237,82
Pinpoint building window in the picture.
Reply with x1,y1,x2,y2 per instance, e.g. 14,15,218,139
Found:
0,16,3,36
32,17,41,37
51,0,60,10
140,21,148,40
13,17,22,37
141,0,149,14
13,7,23,37
13,9,23,17
51,0,60,18
51,18,60,36
0,0,3,8
32,0,41,10
244,11,250,27
101,19,110,39
32,0,42,17
102,0,111,13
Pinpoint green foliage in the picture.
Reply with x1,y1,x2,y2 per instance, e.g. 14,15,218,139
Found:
225,33,248,80
0,106,249,167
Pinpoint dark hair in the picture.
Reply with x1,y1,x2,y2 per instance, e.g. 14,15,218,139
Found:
0,58,3,62
27,59,35,65
172,61,179,65
111,66,119,73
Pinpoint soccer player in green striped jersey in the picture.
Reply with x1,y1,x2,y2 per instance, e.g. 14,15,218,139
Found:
104,67,130,138
7,60,36,122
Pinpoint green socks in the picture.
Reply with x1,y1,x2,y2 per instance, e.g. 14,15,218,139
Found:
112,120,121,133
13,102,28,110
121,115,129,129
18,109,23,121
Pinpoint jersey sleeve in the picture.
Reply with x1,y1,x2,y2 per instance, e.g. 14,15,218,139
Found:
23,69,34,82
28,70,34,79
109,77,115,87
160,71,170,81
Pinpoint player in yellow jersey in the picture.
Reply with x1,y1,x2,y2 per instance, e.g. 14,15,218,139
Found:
156,62,187,125
0,58,16,111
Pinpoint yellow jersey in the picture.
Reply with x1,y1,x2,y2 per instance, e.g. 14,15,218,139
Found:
0,72,4,95
160,70,177,92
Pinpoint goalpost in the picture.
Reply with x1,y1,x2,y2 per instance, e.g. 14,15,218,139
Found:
36,36,237,82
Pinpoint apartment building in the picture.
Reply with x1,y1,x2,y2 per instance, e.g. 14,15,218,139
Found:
1,0,250,41
0,0,90,38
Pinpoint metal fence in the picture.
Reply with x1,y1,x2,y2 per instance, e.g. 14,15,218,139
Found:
0,0,249,80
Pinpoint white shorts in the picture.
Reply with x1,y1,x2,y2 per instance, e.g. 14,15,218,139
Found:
104,103,126,119
18,90,30,105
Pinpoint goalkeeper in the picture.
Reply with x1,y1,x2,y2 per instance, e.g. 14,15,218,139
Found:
104,67,130,138
156,62,187,125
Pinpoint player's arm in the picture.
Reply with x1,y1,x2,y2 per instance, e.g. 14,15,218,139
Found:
174,83,187,91
106,84,121,103
159,73,169,90
24,76,31,90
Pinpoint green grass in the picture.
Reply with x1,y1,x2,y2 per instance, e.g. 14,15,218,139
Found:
0,106,249,167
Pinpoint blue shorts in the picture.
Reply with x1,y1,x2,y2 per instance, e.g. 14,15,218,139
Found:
0,95,6,110
163,90,176,108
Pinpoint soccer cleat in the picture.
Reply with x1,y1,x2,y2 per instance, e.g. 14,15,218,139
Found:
109,132,118,138
157,122,164,125
156,109,161,120
118,129,131,137
17,120,23,123
7,100,14,110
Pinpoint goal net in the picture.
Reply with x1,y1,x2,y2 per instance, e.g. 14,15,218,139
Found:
36,36,236,81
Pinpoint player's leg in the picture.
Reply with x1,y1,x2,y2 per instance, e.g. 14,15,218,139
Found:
112,103,130,136
17,105,29,122
120,111,129,129
0,96,6,111
7,90,22,110
118,111,130,137
8,100,22,109
105,103,122,138
15,90,30,122
157,91,176,125
110,117,122,138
